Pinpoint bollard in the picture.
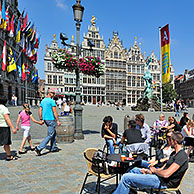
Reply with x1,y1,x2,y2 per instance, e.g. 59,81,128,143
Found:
56,116,75,143
124,114,135,131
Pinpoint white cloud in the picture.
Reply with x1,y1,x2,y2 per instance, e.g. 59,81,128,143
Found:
56,0,68,11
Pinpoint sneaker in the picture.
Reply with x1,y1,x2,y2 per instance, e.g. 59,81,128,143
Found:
35,146,41,156
50,148,61,152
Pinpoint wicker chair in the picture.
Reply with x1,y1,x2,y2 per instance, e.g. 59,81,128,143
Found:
80,148,117,194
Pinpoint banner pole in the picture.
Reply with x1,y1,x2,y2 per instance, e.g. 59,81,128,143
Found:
159,27,163,112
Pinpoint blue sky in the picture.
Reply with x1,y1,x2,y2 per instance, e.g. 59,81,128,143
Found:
18,0,194,79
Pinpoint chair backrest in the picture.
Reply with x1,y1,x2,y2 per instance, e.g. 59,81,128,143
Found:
84,148,98,172
126,143,149,156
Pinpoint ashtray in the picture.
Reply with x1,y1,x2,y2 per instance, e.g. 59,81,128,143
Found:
125,157,134,160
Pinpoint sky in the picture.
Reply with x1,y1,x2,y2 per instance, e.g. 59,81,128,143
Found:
18,0,194,79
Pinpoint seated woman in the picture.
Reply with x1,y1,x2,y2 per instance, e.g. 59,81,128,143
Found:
163,116,181,132
120,120,143,150
141,131,173,168
153,113,168,134
181,119,194,158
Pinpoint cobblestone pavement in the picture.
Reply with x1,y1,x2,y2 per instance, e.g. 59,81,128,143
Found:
0,105,193,194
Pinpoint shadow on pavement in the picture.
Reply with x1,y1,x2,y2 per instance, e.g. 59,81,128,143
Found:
83,130,100,135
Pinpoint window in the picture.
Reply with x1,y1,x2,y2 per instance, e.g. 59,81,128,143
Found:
47,62,52,71
69,78,73,84
53,75,57,84
101,51,104,60
92,78,96,84
48,75,52,84
132,76,136,86
106,60,109,67
69,87,73,92
65,87,68,92
59,76,63,84
128,65,131,73
83,87,87,94
64,78,68,83
83,77,87,83
88,78,91,84
97,51,100,57
137,65,140,73
141,66,144,73
97,78,101,84
88,87,91,94
128,76,131,86
132,65,136,73
92,32,95,38
96,40,100,48
92,88,96,94
114,51,118,59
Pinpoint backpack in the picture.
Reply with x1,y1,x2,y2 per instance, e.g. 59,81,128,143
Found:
92,149,107,174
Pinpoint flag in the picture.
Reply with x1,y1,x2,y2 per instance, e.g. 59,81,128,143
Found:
28,65,34,81
0,2,2,25
1,40,6,71
22,13,27,31
7,47,17,73
30,25,36,42
5,5,10,31
32,69,38,83
160,24,171,84
153,81,156,89
17,56,22,78
34,35,40,49
16,20,21,43
13,51,17,72
8,13,14,37
21,63,26,81
0,0,6,29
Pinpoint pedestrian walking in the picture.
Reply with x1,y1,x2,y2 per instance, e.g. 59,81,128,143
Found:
11,95,15,106
35,89,61,156
16,103,43,154
56,98,63,109
0,97,17,161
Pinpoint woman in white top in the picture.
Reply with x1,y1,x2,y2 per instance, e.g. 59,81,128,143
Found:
153,113,168,134
0,97,17,160
181,119,194,157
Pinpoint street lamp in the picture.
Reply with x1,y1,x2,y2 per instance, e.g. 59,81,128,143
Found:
72,0,84,139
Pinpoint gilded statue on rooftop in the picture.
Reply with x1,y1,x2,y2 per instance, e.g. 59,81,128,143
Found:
91,16,96,26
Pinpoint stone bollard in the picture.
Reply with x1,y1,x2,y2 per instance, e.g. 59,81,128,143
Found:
56,116,75,143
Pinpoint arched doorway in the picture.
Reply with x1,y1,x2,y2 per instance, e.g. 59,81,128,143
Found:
8,86,12,104
0,84,4,96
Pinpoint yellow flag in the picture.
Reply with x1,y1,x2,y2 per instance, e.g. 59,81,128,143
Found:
7,47,17,73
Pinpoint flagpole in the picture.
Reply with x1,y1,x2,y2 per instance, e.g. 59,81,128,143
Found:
159,27,163,112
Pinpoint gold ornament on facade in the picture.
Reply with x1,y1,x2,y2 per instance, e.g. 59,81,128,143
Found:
53,34,56,40
91,16,96,26
72,35,74,41
114,37,118,44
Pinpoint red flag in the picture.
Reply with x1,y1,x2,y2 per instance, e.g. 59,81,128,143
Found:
22,63,26,81
8,13,14,37
22,13,27,31
1,40,6,71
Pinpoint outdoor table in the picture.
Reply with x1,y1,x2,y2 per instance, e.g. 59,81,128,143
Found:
107,153,142,186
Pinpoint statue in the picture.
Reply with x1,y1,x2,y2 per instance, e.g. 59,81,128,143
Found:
143,56,153,99
91,16,96,26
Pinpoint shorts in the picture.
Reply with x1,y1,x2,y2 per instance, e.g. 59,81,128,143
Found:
21,126,31,138
0,127,11,146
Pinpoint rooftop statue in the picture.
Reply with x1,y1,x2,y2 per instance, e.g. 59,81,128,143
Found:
91,16,96,26
143,56,153,99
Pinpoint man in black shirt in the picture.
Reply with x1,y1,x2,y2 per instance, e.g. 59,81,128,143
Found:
101,116,120,154
113,132,188,194
121,120,143,145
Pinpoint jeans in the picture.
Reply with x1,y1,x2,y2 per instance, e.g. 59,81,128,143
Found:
113,167,166,194
38,120,57,151
106,138,121,154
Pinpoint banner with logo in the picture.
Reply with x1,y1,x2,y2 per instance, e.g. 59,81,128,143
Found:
160,24,171,84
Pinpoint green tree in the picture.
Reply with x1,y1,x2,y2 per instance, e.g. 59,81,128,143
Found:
162,81,178,103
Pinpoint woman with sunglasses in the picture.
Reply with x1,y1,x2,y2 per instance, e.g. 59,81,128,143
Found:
141,132,173,168
163,116,181,132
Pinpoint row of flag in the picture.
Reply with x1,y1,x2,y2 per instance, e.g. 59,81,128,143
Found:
0,0,40,63
1,39,38,83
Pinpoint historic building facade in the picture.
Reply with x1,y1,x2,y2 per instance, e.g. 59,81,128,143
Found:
44,17,175,106
105,32,127,105
81,18,106,104
0,0,39,105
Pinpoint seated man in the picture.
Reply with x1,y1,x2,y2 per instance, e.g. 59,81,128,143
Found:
135,114,151,144
101,116,120,154
113,132,188,194
121,120,143,146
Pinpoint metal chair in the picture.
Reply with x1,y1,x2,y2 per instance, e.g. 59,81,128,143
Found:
80,148,116,194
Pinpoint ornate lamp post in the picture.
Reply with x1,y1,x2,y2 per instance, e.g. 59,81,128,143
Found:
72,0,84,139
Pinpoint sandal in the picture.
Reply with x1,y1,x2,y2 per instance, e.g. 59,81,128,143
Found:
31,147,35,151
6,155,18,161
18,150,27,154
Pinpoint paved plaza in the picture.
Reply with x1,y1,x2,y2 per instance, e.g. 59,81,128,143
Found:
0,105,194,194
